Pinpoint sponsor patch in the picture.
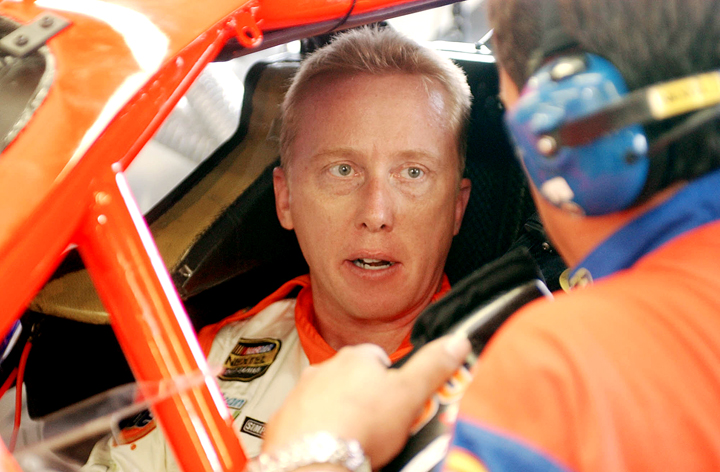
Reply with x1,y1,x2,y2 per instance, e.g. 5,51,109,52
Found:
219,338,281,382
241,416,266,439
114,409,156,446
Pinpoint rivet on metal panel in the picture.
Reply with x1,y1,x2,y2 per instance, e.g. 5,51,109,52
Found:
95,192,112,206
40,16,54,28
178,264,193,278
14,35,28,46
233,11,263,49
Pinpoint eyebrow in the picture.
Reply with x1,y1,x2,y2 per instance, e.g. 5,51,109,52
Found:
395,150,444,164
310,148,362,161
311,148,444,164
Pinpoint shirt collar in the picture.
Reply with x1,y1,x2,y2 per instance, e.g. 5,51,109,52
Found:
295,274,452,365
572,168,720,282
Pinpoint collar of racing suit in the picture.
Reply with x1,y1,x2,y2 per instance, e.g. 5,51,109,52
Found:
198,274,451,365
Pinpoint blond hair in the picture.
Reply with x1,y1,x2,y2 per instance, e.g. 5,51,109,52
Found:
279,26,472,176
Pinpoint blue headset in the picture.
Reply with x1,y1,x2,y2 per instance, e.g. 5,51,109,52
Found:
504,2,720,215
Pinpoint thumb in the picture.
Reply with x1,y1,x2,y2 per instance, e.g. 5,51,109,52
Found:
396,334,472,406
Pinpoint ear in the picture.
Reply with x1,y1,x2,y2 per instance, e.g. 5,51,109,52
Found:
453,178,472,235
273,166,294,230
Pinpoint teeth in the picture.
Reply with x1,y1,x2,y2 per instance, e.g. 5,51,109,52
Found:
353,258,394,270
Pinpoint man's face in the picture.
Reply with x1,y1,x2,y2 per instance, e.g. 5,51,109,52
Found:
274,72,471,324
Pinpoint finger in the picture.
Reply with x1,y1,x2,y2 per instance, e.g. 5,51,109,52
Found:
346,343,392,367
395,334,471,404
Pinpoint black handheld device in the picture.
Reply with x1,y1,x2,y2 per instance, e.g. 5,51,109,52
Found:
381,247,553,472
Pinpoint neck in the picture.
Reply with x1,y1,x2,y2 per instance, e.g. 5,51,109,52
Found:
313,306,418,356
537,183,685,267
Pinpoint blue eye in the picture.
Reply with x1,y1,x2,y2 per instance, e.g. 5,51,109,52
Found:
402,167,424,179
330,163,353,177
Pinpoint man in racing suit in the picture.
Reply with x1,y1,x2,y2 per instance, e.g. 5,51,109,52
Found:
83,26,472,470
256,1,720,471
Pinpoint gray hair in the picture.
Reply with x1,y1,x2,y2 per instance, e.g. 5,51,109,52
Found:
279,26,472,177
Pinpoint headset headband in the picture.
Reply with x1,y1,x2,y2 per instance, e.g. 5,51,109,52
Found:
506,0,720,215
544,68,720,150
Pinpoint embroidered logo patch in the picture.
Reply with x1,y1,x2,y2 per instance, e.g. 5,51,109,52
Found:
241,416,266,439
219,338,282,382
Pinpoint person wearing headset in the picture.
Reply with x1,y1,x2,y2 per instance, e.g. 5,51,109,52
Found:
257,1,720,471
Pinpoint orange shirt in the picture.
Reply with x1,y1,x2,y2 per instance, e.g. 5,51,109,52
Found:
448,220,720,472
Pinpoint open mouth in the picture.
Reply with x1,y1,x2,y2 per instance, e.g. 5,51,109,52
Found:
352,258,395,270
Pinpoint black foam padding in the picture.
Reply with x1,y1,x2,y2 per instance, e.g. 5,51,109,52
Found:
410,247,543,349
445,59,537,285
24,315,134,419
508,212,566,292
383,248,550,472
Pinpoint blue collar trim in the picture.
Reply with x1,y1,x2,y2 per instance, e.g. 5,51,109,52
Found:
572,168,720,280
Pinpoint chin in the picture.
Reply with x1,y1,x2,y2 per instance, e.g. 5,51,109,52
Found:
347,297,417,323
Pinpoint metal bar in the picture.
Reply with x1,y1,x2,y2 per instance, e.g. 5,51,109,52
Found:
78,169,246,472
215,0,457,60
0,186,85,342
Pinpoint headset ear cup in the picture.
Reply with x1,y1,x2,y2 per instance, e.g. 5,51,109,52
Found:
505,53,650,216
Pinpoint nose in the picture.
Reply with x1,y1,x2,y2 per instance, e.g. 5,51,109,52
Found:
355,176,394,232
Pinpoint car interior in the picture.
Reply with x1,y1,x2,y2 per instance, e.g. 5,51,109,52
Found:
3,23,566,461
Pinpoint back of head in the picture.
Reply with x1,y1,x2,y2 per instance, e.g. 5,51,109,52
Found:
489,0,720,207
279,26,472,175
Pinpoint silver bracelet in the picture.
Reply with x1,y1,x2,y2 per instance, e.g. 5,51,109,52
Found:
247,432,371,472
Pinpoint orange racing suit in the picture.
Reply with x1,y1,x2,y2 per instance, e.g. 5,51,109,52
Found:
83,275,450,471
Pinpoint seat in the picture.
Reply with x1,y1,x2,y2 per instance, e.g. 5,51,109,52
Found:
445,55,537,284
443,47,565,291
